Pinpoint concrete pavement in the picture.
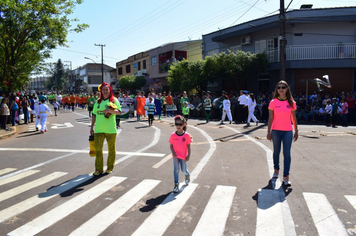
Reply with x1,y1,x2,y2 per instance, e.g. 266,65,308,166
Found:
0,126,17,140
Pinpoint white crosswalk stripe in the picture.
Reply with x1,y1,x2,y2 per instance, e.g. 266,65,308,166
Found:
132,183,198,236
0,172,67,203
192,185,236,236
7,176,126,236
0,170,40,187
69,179,161,236
1,167,355,235
0,168,17,176
0,174,93,222
303,192,348,236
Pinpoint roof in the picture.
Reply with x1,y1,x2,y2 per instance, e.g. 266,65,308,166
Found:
207,6,356,42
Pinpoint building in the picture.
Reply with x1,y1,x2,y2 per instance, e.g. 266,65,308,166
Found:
116,40,202,93
202,6,356,95
75,63,115,92
28,76,49,91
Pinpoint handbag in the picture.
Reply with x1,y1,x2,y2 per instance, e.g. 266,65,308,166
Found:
166,105,177,111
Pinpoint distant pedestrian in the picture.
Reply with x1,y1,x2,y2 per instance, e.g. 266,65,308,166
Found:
0,97,10,130
204,93,212,123
166,91,174,117
169,115,192,193
246,93,259,126
146,97,156,126
53,101,59,116
267,80,298,186
36,98,53,133
341,97,348,126
220,95,232,124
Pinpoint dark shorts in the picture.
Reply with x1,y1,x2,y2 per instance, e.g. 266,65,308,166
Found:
88,107,93,112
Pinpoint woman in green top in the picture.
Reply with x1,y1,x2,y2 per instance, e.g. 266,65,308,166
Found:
90,83,121,175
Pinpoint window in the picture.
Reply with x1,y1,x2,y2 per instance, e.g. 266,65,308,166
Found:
118,67,123,75
143,60,146,69
151,56,157,66
138,61,141,70
255,40,266,53
126,65,131,73
230,45,242,53
206,49,219,57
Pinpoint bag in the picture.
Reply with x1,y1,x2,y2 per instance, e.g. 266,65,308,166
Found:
89,135,95,157
11,101,18,111
166,105,177,111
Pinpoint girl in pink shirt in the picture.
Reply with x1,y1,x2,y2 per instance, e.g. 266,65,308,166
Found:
267,80,298,186
169,115,192,193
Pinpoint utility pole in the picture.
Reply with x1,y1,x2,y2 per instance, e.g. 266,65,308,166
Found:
95,43,106,83
279,0,286,80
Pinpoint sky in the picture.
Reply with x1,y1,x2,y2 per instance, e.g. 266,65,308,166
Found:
46,0,356,71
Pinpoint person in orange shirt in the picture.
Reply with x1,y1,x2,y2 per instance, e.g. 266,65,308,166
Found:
70,93,76,112
82,94,88,110
166,91,174,117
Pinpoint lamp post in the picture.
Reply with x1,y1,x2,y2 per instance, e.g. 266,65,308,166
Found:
64,60,72,92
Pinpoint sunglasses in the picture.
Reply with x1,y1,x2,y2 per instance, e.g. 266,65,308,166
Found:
175,123,184,126
277,86,286,90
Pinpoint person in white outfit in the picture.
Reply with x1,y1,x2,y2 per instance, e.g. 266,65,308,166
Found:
247,93,259,126
221,95,232,124
36,98,53,133
34,97,40,131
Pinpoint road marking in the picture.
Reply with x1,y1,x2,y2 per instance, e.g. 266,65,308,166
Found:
7,176,126,236
152,154,171,168
132,183,198,236
0,172,67,203
69,179,160,236
303,192,348,236
0,170,40,187
224,126,295,235
0,174,92,222
51,122,74,129
0,148,164,157
345,195,356,210
0,168,17,176
192,185,236,236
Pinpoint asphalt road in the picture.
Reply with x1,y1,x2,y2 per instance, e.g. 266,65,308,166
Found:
0,108,355,236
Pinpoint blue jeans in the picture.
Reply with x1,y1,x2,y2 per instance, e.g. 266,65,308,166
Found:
271,130,293,177
173,157,189,184
167,111,173,117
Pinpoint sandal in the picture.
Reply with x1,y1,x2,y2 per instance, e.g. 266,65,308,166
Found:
93,170,102,176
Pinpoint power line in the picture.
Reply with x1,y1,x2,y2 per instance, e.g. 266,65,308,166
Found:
230,0,260,26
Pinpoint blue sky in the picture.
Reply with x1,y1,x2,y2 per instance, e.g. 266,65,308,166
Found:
47,0,355,70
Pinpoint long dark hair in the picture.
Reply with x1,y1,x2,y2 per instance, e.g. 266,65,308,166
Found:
174,115,187,131
250,93,255,102
272,80,295,107
97,82,115,104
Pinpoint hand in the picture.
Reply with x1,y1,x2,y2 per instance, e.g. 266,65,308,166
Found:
172,152,177,158
266,132,272,141
186,155,190,161
90,127,94,135
293,131,298,142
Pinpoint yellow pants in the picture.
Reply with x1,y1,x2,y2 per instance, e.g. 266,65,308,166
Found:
94,133,117,172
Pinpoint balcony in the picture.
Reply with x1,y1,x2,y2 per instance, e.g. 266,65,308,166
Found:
266,43,356,62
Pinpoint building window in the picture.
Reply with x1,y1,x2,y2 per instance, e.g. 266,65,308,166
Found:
206,49,219,57
143,60,146,69
138,61,141,70
230,45,242,53
118,67,123,75
151,56,157,66
126,65,131,73
255,40,266,53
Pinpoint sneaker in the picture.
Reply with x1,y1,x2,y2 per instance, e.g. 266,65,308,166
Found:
45,129,47,132
173,183,179,193
273,169,279,178
283,176,291,186
229,121,232,124
256,120,259,126
93,170,102,176
36,127,39,131
105,169,112,174
185,174,190,185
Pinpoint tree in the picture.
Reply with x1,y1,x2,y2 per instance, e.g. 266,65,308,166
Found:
45,59,67,91
0,0,88,94
119,75,146,92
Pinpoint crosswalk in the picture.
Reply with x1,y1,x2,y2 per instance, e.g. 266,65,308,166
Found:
0,168,355,236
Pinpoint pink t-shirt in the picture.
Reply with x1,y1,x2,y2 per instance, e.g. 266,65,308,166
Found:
169,131,192,160
268,99,296,131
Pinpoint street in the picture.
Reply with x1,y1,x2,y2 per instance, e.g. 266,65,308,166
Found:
0,108,356,236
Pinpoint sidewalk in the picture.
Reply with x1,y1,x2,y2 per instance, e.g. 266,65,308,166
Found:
0,126,17,140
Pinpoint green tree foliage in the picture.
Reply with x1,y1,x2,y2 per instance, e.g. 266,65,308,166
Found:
119,75,146,91
45,59,67,92
168,51,269,93
0,0,88,94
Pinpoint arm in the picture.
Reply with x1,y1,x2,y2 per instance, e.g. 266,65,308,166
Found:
186,144,191,161
170,144,177,158
90,114,96,135
291,110,298,142
266,109,274,141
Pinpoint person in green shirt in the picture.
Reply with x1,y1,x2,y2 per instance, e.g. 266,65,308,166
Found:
90,83,121,175
180,91,190,109
87,92,98,117
182,101,190,122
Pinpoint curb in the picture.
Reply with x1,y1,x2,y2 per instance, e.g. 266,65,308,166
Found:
0,126,17,140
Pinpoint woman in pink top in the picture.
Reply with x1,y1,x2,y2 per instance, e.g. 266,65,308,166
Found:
267,80,298,186
169,115,192,193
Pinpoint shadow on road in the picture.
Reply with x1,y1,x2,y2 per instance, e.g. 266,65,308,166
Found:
139,192,171,212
